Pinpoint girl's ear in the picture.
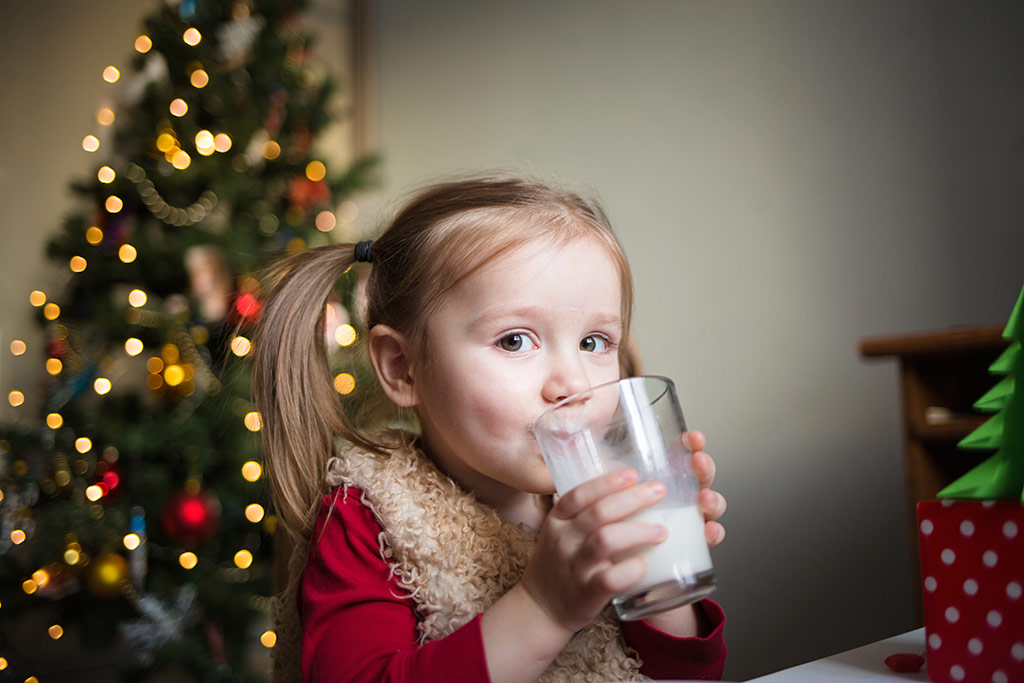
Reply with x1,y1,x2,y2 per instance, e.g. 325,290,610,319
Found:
368,325,419,407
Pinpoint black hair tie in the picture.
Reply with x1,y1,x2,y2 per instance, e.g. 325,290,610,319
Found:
354,240,373,263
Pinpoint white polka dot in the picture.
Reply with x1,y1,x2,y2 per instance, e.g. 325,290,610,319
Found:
968,638,983,654
929,633,943,649
983,550,998,567
925,576,938,592
993,671,1008,683
987,610,1002,627
921,519,934,534
983,500,997,508
960,520,975,536
1012,643,1024,661
946,606,960,623
951,664,965,681
963,578,979,596
1007,581,1022,600
1004,520,1019,539
942,548,957,565
942,499,955,507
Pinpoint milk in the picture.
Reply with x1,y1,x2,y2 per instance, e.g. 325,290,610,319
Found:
621,505,712,596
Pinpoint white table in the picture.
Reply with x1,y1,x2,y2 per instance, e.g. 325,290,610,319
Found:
747,628,928,682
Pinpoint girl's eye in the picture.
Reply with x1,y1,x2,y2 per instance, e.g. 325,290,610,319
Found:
580,335,609,353
498,333,537,353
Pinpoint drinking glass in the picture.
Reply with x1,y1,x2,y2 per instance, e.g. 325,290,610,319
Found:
533,375,716,620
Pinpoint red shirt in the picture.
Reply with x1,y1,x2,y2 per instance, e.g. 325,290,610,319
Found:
301,489,727,682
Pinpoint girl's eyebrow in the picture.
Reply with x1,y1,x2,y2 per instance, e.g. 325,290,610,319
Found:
471,306,622,330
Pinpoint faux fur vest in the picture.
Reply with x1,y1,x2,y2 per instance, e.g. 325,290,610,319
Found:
279,438,647,682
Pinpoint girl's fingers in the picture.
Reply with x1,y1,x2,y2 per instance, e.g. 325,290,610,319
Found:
693,449,716,490
552,468,639,520
699,487,727,522
591,554,650,595
683,430,706,453
705,520,726,546
575,520,667,568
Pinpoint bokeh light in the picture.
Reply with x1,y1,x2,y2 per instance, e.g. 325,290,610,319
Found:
124,338,144,356
262,140,281,160
46,413,63,429
128,289,147,308
105,195,123,213
214,133,232,152
315,211,336,232
169,98,188,117
102,66,120,83
43,303,60,320
333,373,356,395
335,324,357,347
45,358,62,375
261,631,277,648
123,533,140,550
245,503,265,523
244,412,262,432
135,35,152,53
305,160,326,182
230,336,251,356
179,552,198,569
10,340,26,355
97,107,115,126
94,378,112,395
29,290,46,306
241,461,262,482
234,549,253,569
75,437,92,453
190,69,209,88
8,391,24,407
86,226,104,244
183,28,202,46
82,135,100,152
97,165,116,183
69,256,87,273
118,244,138,263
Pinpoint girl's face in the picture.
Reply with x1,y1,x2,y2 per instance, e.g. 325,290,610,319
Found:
412,237,625,502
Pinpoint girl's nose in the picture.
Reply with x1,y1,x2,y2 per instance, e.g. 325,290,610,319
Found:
542,357,590,404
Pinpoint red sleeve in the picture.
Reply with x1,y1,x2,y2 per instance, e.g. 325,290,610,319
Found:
623,599,727,680
300,488,492,683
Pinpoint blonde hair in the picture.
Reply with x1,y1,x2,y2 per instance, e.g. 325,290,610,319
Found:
253,175,638,539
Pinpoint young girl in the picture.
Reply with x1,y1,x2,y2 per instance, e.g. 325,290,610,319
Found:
254,176,727,682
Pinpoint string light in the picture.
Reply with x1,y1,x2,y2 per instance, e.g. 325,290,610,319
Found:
244,412,262,432
43,303,60,320
75,437,92,453
241,461,262,482
22,579,37,594
172,150,191,170
45,358,62,375
97,166,115,183
86,226,103,244
214,133,232,152
230,336,251,356
338,200,359,222
29,290,46,306
105,195,124,213
315,211,336,232
118,244,138,263
183,28,202,46
335,324,357,347
123,533,140,550
234,550,253,569
8,391,24,407
190,69,209,88
156,133,176,152
94,378,112,395
11,529,26,545
135,34,152,53
10,340,26,355
127,163,217,226
179,552,198,569
128,289,147,307
102,66,120,83
85,485,104,501
333,373,356,395
46,413,63,429
82,135,100,152
305,160,327,181
245,503,265,523
164,364,184,386
0,657,6,670
97,107,115,126
69,256,87,273
169,98,188,117
262,140,281,160
124,338,143,356
48,624,64,640
261,631,277,648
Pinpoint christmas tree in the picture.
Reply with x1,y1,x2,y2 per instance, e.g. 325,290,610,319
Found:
940,283,1024,501
0,0,375,679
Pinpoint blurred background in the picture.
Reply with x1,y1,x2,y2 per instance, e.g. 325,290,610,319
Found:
2,1,1023,680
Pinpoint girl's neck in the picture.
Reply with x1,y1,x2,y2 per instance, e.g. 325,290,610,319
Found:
417,435,551,531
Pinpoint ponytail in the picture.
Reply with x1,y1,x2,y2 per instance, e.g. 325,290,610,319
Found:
253,243,384,540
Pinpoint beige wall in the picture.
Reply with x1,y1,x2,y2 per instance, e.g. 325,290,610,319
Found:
367,1,1023,679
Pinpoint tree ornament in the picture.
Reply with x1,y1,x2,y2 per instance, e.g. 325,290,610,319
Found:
86,551,129,599
162,486,221,547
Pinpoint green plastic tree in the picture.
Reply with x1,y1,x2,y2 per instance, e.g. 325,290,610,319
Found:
0,0,375,680
939,284,1024,502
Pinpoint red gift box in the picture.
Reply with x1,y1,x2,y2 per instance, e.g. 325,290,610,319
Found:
917,500,1024,683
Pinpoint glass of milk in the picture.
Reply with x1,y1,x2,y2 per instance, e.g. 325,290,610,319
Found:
532,375,716,621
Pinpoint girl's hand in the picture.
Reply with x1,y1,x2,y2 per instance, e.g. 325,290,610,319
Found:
686,430,727,546
519,468,668,633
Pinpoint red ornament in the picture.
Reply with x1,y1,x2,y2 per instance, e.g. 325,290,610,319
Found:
162,487,221,547
94,461,124,500
884,653,925,673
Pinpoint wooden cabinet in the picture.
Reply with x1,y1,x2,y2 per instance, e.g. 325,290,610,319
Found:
859,324,1010,617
